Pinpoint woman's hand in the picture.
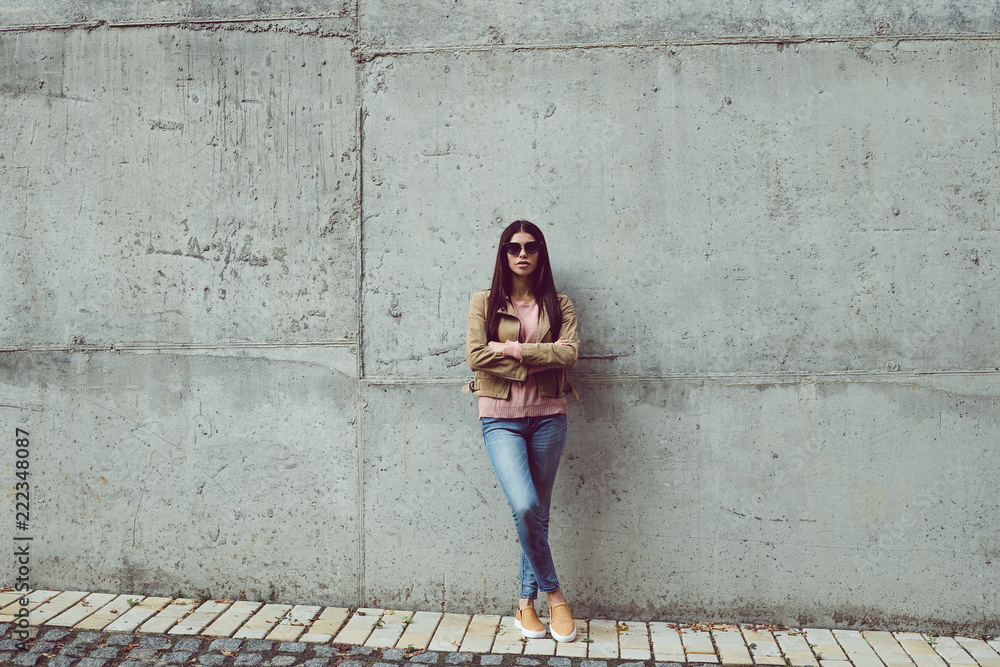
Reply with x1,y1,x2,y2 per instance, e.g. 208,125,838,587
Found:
487,341,506,353
554,338,572,345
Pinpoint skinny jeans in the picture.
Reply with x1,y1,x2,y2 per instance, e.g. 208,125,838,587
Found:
481,414,567,599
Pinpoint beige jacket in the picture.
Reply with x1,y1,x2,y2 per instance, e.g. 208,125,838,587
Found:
464,289,580,400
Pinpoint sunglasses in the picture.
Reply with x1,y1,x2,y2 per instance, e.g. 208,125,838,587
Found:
504,241,543,255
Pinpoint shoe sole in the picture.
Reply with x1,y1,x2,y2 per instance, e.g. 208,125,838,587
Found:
549,624,576,642
515,618,547,639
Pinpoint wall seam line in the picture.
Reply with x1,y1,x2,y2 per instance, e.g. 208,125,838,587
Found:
355,0,367,609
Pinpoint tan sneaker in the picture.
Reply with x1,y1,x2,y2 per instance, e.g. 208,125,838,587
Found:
548,602,576,642
515,605,546,639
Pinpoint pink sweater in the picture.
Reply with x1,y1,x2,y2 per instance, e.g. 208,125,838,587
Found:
478,298,569,419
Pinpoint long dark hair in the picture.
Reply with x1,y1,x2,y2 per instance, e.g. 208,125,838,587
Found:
485,220,562,341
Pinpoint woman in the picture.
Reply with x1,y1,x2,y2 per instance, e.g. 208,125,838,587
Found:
465,220,580,642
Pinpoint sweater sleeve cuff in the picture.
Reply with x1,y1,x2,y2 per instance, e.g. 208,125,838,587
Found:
503,340,523,360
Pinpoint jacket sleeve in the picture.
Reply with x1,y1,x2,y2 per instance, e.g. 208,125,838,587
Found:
519,294,580,370
466,291,529,382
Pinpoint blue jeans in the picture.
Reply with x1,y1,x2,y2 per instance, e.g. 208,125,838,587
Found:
481,414,567,599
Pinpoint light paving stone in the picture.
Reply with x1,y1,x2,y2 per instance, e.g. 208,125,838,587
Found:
522,633,557,656
929,637,976,665
989,640,1000,656
137,598,200,634
26,591,91,625
168,599,231,635
105,597,174,633
862,632,913,666
202,601,263,637
234,604,294,640
713,628,753,665
553,620,587,658
587,620,619,659
366,609,413,648
458,614,500,654
803,630,849,662
895,634,941,658
46,593,118,628
684,629,720,664
301,607,351,643
833,630,879,657
0,590,28,608
955,637,1000,667
649,622,686,663
429,613,472,652
777,630,821,667
333,609,385,646
396,610,443,650
75,594,144,630
619,622,651,660
492,616,525,655
820,661,854,667
267,605,322,642
0,590,60,622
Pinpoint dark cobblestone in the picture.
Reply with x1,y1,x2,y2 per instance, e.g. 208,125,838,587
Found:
127,646,161,661
209,637,243,652
11,652,41,666
41,628,71,642
0,652,11,664
655,664,684,667
140,635,172,649
60,644,90,657
0,639,22,650
197,654,226,666
247,639,274,652
480,656,504,666
341,660,367,667
46,656,76,667
580,661,608,667
411,651,440,664
374,662,399,667
270,657,299,666
106,633,136,645
516,659,540,666
279,641,307,653
77,658,110,667
234,654,263,666
28,640,56,653
313,645,336,657
73,632,103,645
350,646,376,656
383,648,406,661
161,651,194,664
174,638,204,652
0,623,10,636
304,659,332,667
619,663,647,667
548,659,572,667
447,653,474,665
92,646,120,658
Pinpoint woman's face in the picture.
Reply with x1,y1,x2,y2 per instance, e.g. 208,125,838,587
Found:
506,231,540,279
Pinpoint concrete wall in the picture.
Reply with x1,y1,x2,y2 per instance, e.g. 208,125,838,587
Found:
2,2,998,633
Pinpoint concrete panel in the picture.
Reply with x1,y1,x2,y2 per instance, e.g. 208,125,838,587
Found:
0,345,360,604
0,28,359,346
360,42,999,378
360,0,1000,49
360,382,517,612
361,377,1000,630
0,1,353,27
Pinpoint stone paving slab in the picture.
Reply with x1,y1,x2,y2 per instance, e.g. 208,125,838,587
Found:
1,589,999,667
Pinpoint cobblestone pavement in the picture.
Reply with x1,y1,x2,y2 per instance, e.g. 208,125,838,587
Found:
1,590,999,667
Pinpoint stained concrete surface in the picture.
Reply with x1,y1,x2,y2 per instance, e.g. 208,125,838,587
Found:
2,1,999,632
